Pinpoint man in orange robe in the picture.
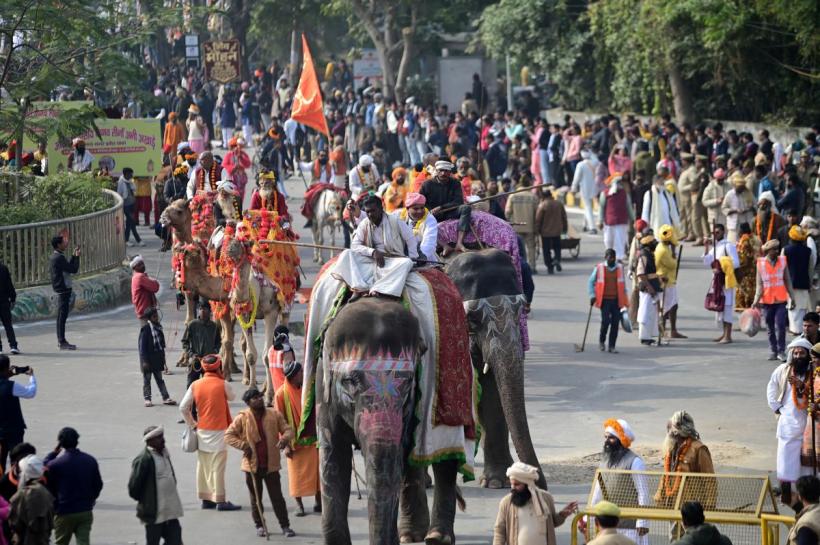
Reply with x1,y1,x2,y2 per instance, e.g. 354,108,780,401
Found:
274,361,321,517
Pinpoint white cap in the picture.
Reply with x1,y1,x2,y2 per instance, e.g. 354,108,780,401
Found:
359,154,373,167
217,180,238,195
129,255,144,269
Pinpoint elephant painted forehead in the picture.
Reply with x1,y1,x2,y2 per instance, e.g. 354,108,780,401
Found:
445,249,521,300
326,299,421,358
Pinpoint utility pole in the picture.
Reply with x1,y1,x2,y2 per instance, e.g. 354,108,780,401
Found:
505,54,513,112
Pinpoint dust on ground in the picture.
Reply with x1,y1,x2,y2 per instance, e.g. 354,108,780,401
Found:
541,443,753,485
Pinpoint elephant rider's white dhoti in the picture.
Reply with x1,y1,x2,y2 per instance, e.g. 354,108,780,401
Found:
340,212,419,297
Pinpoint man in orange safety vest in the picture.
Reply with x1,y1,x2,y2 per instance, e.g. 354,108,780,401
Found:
588,248,629,353
754,238,796,361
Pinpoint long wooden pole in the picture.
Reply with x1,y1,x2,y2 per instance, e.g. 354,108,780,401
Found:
259,239,436,264
438,184,542,214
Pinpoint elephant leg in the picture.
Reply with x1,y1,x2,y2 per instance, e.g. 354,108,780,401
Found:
399,464,430,543
320,423,354,545
364,443,402,545
478,366,513,489
426,460,458,545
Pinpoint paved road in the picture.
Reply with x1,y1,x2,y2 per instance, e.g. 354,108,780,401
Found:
7,173,781,544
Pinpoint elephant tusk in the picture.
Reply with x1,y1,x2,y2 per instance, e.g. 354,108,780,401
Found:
483,363,489,374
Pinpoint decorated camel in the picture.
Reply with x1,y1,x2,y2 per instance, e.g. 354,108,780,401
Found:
160,196,299,399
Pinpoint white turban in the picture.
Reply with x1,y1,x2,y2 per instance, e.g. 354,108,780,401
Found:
758,190,777,210
143,425,164,442
466,195,481,204
359,154,373,167
506,462,547,516
435,160,455,171
18,455,45,490
217,180,238,195
129,255,144,269
176,141,190,153
788,338,813,363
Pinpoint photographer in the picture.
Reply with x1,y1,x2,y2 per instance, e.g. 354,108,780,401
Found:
49,235,80,351
0,257,18,354
0,355,36,473
180,300,221,389
267,326,295,396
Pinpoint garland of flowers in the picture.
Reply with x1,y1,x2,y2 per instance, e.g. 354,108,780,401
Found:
197,163,218,192
791,368,812,411
235,284,257,330
756,215,774,244
173,164,189,177
661,437,692,497
190,194,215,240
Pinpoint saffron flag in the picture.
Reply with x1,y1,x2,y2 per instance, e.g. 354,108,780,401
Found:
290,34,330,137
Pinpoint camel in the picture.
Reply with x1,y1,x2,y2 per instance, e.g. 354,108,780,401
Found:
162,199,289,400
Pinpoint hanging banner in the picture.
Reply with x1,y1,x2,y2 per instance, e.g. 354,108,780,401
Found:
20,102,161,177
202,39,241,83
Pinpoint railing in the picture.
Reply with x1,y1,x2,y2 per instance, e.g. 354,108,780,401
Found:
0,189,126,288
0,171,36,206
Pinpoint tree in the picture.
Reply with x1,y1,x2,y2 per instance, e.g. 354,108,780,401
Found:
0,0,176,168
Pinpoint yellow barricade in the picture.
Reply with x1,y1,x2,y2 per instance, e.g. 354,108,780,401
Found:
569,469,794,545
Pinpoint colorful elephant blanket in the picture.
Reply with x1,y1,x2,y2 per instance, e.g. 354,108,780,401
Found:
436,210,529,352
300,252,477,480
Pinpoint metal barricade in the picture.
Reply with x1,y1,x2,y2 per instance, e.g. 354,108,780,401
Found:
570,469,793,545
0,189,125,287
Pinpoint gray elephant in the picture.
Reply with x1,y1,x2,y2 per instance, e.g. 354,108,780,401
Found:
446,248,547,489
315,297,464,545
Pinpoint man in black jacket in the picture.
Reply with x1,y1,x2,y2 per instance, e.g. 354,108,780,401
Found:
0,258,18,354
49,235,80,350
420,160,470,255
138,308,176,408
128,426,184,545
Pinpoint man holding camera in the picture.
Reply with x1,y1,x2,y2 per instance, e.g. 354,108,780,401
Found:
50,234,80,350
0,257,19,354
0,355,36,473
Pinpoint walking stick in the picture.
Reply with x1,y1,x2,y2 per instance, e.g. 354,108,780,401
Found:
259,239,437,265
352,454,364,500
250,472,270,540
574,302,594,353
811,360,817,476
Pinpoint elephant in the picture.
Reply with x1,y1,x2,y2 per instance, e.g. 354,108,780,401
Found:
316,297,462,545
445,248,547,489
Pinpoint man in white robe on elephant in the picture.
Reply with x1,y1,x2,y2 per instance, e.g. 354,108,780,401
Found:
343,192,419,299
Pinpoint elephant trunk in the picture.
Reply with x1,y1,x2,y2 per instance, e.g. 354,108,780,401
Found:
483,336,547,489
362,441,403,545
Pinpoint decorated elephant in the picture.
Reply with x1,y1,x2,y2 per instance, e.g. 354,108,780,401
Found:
301,257,476,545
446,248,546,489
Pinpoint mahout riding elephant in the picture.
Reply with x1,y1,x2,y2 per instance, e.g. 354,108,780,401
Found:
446,248,547,489
316,297,464,545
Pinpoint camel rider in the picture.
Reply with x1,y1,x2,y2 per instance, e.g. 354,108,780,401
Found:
344,193,419,299
213,180,242,228
187,151,228,198
420,160,471,255
395,192,438,262
349,154,380,199
250,171,290,220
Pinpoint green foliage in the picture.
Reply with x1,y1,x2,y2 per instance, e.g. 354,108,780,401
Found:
0,172,111,226
478,0,818,123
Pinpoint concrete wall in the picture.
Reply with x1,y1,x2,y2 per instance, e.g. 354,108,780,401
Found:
12,266,132,323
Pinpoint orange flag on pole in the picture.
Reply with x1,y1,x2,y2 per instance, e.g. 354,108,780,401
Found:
290,34,330,137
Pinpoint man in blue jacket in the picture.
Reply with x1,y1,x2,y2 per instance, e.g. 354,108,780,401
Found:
44,427,103,545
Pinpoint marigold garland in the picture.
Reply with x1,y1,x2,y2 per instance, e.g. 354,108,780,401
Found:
661,437,692,498
197,163,219,192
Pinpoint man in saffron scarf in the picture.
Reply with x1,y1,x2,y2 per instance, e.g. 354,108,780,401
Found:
274,362,321,517
180,354,241,511
395,192,438,262
654,411,715,512
250,172,290,220
187,152,228,199
383,167,409,213
163,113,187,164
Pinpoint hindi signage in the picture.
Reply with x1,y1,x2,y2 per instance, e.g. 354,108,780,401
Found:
202,39,241,83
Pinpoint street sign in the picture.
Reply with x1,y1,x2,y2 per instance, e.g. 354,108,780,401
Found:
353,49,383,90
202,39,241,84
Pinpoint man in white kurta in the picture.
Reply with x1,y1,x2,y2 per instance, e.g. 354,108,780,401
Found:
641,175,681,236
589,419,650,545
702,224,740,332
767,337,813,506
571,151,600,234
394,192,439,262
343,194,418,298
